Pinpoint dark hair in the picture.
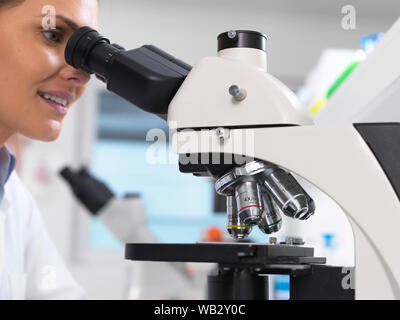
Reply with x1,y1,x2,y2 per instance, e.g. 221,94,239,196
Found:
0,0,24,8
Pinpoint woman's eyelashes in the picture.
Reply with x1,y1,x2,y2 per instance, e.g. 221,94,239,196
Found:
41,29,65,45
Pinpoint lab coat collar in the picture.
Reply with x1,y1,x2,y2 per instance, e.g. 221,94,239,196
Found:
2,145,16,186
0,173,14,213
0,145,16,213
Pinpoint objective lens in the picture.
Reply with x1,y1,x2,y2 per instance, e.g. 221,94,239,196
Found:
234,180,263,225
258,193,282,234
226,196,252,240
259,168,313,220
299,192,315,220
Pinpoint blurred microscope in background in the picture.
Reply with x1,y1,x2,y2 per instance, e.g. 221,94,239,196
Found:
60,166,210,299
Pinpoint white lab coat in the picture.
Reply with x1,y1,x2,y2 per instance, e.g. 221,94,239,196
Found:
0,171,85,300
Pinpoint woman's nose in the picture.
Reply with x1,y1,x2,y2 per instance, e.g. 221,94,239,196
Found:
60,65,91,87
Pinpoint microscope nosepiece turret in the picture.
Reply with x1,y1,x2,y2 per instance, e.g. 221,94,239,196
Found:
216,160,315,240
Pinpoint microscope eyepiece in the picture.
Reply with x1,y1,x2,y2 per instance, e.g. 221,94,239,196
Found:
65,26,191,118
59,167,78,186
65,27,115,76
59,166,114,215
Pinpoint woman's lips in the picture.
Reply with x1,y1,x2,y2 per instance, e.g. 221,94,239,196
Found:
38,93,68,115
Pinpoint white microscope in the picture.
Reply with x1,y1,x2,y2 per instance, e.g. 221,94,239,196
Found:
64,24,400,299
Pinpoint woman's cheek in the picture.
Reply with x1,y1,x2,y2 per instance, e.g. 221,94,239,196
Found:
45,49,64,69
31,45,64,82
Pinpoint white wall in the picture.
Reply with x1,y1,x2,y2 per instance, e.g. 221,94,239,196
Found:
98,0,399,88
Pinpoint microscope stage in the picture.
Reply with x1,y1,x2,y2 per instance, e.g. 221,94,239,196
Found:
125,242,326,275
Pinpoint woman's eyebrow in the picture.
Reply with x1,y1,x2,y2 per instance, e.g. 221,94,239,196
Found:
38,14,81,31
56,15,80,31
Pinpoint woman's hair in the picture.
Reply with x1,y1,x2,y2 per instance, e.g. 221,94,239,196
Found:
0,0,24,8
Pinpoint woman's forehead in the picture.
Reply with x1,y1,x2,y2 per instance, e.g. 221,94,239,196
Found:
19,0,99,30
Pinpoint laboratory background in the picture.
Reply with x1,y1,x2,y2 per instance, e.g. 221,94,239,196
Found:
8,0,400,299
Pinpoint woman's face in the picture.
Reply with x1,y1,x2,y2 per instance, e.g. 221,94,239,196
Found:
0,0,98,142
